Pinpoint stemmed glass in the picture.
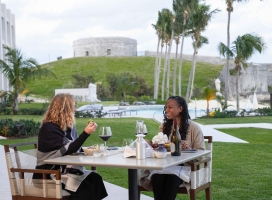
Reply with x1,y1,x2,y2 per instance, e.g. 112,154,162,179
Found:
122,139,133,151
135,120,144,135
143,124,148,135
99,127,112,147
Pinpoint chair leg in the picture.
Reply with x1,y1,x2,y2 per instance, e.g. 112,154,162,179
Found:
190,189,196,200
138,190,141,200
205,186,211,200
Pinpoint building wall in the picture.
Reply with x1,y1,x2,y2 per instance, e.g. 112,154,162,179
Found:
55,88,89,102
0,2,16,91
219,63,272,100
73,37,137,57
144,51,226,65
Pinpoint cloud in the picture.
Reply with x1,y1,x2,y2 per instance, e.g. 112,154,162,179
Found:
1,0,271,64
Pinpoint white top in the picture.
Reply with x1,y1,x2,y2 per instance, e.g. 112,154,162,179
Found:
45,150,210,170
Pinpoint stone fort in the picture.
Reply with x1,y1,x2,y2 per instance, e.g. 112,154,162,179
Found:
73,37,137,57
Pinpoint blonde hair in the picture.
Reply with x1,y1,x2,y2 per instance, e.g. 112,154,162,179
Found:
42,93,75,131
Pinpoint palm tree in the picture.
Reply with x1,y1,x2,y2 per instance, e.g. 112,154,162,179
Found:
166,15,176,100
116,72,139,102
223,0,263,106
0,46,55,114
160,9,173,101
185,3,220,102
203,87,216,115
152,11,164,100
186,35,208,102
173,0,200,96
218,33,266,111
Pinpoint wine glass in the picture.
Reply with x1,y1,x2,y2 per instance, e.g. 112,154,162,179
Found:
99,127,112,147
135,120,144,135
142,124,148,135
122,139,134,151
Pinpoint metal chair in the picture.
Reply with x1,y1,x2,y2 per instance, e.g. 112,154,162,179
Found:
138,136,213,200
4,141,70,200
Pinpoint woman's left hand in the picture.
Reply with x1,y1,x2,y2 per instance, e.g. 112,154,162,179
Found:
181,140,190,150
84,122,98,135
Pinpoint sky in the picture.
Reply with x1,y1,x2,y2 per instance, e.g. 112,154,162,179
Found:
1,0,271,64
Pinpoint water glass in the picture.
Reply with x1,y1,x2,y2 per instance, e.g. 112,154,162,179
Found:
122,139,133,150
93,144,103,157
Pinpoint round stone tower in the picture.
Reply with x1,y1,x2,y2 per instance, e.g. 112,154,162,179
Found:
73,37,137,57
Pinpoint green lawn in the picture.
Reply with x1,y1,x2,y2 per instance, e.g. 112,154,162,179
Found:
195,116,272,124
0,115,271,199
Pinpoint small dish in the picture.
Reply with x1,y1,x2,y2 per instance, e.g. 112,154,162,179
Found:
82,146,97,155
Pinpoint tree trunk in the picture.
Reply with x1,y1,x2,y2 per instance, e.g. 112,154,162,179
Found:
236,69,240,111
173,38,179,96
161,44,168,101
185,49,197,103
13,92,19,115
206,100,209,116
270,93,272,108
154,37,161,99
157,44,164,99
225,10,231,106
178,18,186,97
166,30,174,100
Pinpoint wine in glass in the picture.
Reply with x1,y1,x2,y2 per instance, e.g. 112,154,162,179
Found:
142,124,148,135
99,127,112,147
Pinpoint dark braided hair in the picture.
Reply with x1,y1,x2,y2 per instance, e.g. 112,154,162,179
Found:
162,96,191,140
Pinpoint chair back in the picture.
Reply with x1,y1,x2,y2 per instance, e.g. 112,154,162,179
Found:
4,141,70,200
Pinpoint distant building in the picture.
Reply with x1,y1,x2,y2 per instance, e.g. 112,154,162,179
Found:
0,2,16,91
73,37,137,57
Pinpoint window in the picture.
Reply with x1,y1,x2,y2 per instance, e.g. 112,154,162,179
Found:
86,51,89,56
107,49,111,55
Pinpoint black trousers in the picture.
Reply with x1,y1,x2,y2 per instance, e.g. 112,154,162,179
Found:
151,174,183,200
66,172,108,200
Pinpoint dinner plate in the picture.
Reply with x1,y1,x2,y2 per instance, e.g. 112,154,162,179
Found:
181,149,197,153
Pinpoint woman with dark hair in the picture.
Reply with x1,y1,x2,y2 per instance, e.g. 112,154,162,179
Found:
33,93,108,200
142,96,205,200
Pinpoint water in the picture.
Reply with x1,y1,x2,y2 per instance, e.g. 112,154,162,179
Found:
121,105,206,121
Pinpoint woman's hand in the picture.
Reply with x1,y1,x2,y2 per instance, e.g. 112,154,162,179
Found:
181,140,190,150
84,122,98,135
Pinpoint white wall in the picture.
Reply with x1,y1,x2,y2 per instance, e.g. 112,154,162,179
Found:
55,88,89,102
0,2,16,91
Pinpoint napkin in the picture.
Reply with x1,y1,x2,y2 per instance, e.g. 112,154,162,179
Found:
123,145,154,158
123,145,136,158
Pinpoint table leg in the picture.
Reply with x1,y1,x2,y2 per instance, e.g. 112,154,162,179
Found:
128,169,138,200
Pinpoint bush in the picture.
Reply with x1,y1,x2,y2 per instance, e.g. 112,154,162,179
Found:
213,110,238,118
19,108,46,115
0,119,40,137
75,111,95,118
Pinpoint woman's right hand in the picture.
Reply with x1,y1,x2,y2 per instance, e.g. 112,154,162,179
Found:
84,122,98,135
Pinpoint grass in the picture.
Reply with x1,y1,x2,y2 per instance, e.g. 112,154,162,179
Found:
25,56,223,99
194,116,272,124
0,115,271,199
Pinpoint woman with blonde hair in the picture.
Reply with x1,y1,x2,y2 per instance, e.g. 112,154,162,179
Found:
33,93,108,200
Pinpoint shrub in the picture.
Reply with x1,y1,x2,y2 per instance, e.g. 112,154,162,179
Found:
18,108,46,115
0,119,40,137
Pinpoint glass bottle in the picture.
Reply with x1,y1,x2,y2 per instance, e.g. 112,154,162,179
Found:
170,118,181,156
